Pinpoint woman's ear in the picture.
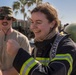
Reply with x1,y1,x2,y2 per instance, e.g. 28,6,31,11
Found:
50,20,56,28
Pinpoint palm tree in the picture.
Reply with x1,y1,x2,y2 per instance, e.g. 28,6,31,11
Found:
12,0,34,36
12,0,43,37
12,0,43,21
12,0,34,28
31,0,42,6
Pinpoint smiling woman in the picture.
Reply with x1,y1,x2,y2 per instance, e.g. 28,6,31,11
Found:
6,2,76,75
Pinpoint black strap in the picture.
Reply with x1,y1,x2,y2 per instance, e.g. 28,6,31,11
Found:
2,28,10,41
50,33,66,60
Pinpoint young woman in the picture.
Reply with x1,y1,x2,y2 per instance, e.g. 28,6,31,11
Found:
6,3,76,75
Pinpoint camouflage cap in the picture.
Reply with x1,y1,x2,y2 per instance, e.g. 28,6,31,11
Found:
0,6,16,21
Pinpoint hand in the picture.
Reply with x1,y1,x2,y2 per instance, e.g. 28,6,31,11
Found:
0,67,19,75
0,70,2,75
3,67,19,75
6,39,20,57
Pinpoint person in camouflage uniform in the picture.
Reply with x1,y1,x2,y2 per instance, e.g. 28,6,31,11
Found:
0,6,31,75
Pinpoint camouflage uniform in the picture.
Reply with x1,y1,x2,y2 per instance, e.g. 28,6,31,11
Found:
0,6,31,75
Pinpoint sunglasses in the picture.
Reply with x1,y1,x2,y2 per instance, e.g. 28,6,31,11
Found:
0,16,12,20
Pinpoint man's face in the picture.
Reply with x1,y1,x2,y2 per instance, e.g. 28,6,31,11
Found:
0,16,13,30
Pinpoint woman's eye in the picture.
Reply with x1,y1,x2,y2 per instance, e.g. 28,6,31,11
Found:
36,21,42,24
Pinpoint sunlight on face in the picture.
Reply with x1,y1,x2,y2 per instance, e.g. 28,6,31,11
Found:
30,12,52,41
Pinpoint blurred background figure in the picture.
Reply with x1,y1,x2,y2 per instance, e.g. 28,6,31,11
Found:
64,23,76,43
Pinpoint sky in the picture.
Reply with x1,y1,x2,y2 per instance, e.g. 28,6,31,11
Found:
0,0,76,25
